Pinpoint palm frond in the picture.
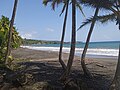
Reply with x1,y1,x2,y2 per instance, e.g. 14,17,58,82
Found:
59,2,67,16
76,1,85,17
116,17,120,29
43,0,63,10
79,0,114,9
97,13,116,23
77,13,116,31
52,0,63,10
59,0,70,16
43,0,52,6
77,17,93,30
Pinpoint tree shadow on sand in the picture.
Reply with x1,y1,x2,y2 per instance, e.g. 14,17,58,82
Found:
19,61,63,83
16,60,112,90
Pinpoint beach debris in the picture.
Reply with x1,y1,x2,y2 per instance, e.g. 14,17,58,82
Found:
85,62,93,65
96,64,106,68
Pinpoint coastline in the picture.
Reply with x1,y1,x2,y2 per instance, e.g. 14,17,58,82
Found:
12,47,117,74
12,47,118,61
11,47,118,89
21,45,119,58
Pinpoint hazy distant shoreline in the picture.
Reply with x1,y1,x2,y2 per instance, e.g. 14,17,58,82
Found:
22,39,120,45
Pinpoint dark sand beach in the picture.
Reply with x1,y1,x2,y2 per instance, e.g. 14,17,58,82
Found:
8,47,118,89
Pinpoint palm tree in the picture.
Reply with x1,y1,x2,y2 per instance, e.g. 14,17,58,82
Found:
5,0,18,66
43,0,85,79
81,8,99,78
60,0,76,80
103,0,120,29
94,1,120,88
43,0,68,70
93,0,120,29
43,0,84,71
90,1,120,89
110,45,120,90
78,0,113,78
58,0,69,70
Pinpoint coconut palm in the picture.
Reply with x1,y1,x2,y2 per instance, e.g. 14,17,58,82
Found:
82,0,120,29
58,0,69,70
77,0,113,78
77,4,120,88
43,0,76,79
97,0,120,29
110,45,120,90
60,0,76,80
43,0,68,70
93,1,120,88
5,0,18,66
81,8,99,78
43,0,84,71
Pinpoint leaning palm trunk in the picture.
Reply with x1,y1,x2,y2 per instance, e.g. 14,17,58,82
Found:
81,8,99,78
5,0,18,65
110,45,120,90
59,0,69,70
60,0,76,80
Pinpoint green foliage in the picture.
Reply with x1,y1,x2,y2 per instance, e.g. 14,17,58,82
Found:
22,39,82,45
22,39,61,45
12,28,23,48
80,0,113,9
0,15,22,65
43,0,63,10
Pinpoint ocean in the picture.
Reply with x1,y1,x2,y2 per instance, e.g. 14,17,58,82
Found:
21,41,120,58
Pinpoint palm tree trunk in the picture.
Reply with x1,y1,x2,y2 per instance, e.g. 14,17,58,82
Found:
110,45,120,90
81,8,99,78
59,0,69,70
5,0,18,65
60,0,76,80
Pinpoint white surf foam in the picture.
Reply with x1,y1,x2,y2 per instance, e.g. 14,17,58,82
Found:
21,46,119,57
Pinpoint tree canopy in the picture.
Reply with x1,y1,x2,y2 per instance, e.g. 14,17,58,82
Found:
0,15,22,65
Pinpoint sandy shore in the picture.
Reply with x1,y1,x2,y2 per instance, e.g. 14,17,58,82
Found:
11,47,118,89
12,47,118,76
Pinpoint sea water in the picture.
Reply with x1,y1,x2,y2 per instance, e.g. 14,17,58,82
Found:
21,41,120,58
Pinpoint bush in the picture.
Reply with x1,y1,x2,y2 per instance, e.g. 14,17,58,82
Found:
0,15,22,66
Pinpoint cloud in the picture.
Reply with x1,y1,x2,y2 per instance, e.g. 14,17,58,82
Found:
20,31,37,39
103,35,111,40
46,28,54,32
21,33,32,39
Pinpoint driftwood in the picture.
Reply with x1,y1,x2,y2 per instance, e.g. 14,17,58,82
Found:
85,62,93,65
96,64,106,68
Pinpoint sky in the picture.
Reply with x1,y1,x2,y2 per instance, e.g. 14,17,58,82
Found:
0,0,120,42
